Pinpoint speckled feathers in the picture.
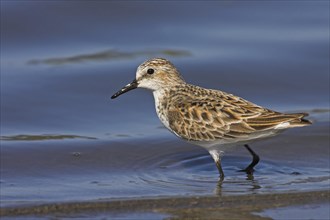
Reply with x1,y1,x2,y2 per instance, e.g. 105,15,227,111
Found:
111,57,312,177
135,58,311,145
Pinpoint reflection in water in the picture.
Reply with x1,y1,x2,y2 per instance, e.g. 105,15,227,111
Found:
215,168,260,194
1,2,329,218
133,146,329,197
27,49,192,65
215,173,261,196
1,123,329,209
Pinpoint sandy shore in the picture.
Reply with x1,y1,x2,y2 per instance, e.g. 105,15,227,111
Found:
1,190,329,219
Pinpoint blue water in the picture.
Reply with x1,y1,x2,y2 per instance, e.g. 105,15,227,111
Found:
1,0,329,212
256,203,330,220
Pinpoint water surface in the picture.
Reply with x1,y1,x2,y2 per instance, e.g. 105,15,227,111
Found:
1,1,329,219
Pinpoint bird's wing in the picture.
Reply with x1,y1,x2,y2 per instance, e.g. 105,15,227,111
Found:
166,92,310,141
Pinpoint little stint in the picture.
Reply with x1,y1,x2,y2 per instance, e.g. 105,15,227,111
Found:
111,58,311,179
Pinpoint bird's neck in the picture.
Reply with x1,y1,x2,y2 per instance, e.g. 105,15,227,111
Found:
152,88,172,131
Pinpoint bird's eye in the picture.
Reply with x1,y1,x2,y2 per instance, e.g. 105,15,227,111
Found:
147,68,154,74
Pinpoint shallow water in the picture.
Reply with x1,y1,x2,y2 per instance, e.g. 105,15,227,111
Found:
1,1,329,219
256,203,330,220
1,119,329,208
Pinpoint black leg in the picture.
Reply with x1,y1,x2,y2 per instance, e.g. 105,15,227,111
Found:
243,144,260,174
215,160,225,180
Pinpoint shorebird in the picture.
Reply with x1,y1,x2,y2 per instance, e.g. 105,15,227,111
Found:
111,58,311,179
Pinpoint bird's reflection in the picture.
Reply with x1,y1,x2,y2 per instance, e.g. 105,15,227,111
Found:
214,171,262,196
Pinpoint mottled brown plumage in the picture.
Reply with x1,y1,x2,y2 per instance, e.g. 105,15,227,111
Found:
111,58,312,179
156,84,310,142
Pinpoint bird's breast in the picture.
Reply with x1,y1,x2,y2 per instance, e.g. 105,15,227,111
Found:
153,90,172,132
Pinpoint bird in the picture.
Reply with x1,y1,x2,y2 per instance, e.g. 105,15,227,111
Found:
111,58,311,179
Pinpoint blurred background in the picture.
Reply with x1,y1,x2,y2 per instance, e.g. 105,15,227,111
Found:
1,1,329,217
1,1,329,138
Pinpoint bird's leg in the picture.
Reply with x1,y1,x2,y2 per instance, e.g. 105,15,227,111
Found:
215,160,225,180
209,149,225,180
243,144,260,174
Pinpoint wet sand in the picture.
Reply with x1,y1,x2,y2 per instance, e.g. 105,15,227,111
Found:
1,1,329,219
1,191,329,219
1,117,329,219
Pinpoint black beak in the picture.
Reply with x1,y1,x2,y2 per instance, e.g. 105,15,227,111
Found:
111,79,138,99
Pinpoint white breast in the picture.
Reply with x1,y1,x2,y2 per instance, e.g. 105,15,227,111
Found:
153,90,171,130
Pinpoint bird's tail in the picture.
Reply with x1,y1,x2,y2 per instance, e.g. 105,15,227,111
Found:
287,113,312,127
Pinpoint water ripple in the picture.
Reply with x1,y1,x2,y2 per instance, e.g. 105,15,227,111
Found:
128,150,330,196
